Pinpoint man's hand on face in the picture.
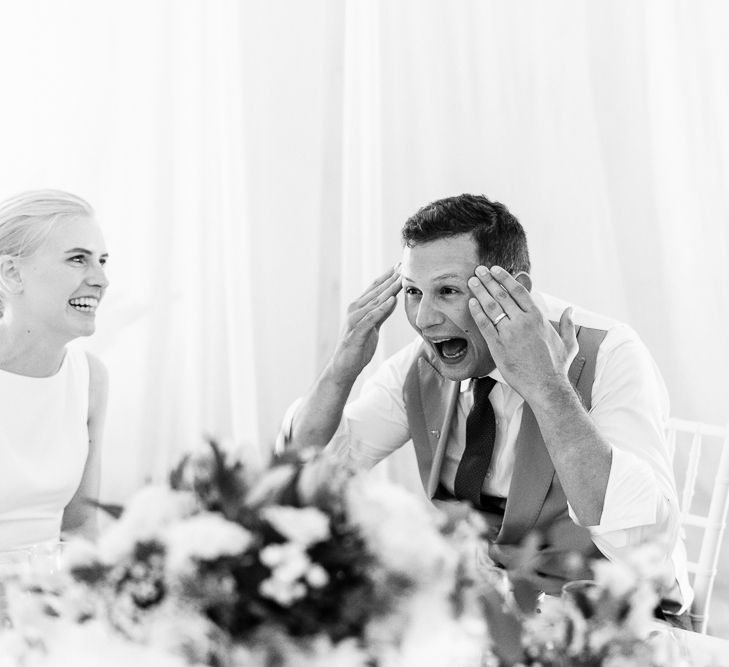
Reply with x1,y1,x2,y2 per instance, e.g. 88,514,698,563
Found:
466,265,578,403
330,266,402,383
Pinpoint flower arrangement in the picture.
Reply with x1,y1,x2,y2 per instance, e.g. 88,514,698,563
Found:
1,442,491,666
0,441,687,667
513,547,687,666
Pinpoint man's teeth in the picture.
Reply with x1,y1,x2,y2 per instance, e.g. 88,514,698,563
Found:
434,337,467,359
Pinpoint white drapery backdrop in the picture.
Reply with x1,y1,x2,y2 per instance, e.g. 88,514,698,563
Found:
1,0,727,633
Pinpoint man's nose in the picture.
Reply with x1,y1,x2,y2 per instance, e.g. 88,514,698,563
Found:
415,297,443,330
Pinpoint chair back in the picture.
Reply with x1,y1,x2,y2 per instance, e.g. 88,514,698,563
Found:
667,418,729,634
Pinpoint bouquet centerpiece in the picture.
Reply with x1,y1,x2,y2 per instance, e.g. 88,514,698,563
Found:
0,441,687,666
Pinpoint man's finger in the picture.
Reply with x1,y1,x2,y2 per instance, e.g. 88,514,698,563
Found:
355,270,398,307
349,275,401,324
468,274,509,326
374,294,398,329
355,295,397,332
468,296,499,341
474,266,523,319
353,267,401,309
559,307,578,358
488,265,534,312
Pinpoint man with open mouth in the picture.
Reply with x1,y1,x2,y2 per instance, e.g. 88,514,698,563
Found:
280,193,691,628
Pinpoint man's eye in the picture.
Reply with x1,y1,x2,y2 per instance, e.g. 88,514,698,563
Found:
404,287,421,296
99,258,107,266
441,287,459,295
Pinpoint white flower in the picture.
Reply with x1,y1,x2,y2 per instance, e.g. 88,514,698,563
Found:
163,512,254,573
262,505,330,547
259,576,307,606
97,486,196,563
0,616,186,667
345,476,456,583
625,582,660,636
62,538,102,570
592,558,638,598
259,542,330,603
146,600,223,663
385,589,485,667
592,542,672,607
625,542,674,588
261,543,311,583
259,543,287,568
289,635,370,667
588,622,619,654
305,563,329,588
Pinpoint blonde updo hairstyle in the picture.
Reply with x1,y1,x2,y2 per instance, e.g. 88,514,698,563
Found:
0,189,94,315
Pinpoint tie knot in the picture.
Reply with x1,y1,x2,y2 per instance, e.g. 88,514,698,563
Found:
473,376,497,403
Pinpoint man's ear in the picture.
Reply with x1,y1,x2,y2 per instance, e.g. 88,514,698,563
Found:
513,271,533,293
0,255,23,295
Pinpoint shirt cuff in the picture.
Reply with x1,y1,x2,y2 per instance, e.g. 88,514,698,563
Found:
568,446,659,534
275,400,380,471
274,397,303,455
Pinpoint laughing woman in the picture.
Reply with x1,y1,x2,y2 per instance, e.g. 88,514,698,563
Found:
0,190,109,550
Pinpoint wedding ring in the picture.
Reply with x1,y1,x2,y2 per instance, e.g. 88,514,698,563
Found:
492,312,507,327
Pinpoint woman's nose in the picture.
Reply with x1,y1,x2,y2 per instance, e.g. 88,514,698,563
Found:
86,264,109,288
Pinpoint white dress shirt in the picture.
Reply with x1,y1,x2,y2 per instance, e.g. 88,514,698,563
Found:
281,292,692,610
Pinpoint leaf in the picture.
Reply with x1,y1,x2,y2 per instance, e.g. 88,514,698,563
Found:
85,498,124,519
204,437,249,518
511,575,541,615
169,453,190,489
479,582,527,666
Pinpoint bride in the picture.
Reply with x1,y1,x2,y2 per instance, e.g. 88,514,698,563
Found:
0,190,109,550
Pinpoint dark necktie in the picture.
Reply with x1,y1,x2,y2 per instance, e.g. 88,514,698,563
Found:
453,376,498,507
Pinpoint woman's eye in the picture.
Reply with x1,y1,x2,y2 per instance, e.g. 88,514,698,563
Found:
69,256,85,264
404,287,421,296
441,287,459,295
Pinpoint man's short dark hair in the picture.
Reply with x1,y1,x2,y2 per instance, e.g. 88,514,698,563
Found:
401,194,531,274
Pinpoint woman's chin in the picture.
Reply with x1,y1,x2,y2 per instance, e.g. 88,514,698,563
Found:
68,322,96,339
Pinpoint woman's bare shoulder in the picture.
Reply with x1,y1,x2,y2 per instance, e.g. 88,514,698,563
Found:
84,351,109,418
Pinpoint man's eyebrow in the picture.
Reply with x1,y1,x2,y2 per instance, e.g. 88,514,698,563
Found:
432,273,465,281
401,272,465,282
64,247,109,258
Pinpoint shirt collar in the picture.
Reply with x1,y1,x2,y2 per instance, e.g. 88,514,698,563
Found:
459,368,507,393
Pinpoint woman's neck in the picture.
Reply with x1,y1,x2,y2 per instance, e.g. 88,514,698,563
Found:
0,323,67,377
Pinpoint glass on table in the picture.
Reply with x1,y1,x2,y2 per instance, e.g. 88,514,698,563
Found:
561,579,604,618
29,540,69,580
0,541,69,630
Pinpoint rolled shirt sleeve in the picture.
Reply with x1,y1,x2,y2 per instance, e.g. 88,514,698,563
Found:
279,340,420,467
569,325,678,538
564,323,690,608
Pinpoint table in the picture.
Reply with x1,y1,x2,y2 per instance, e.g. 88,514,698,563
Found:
650,623,729,666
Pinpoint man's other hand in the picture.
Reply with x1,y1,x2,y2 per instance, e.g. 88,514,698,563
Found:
330,266,402,383
466,265,578,403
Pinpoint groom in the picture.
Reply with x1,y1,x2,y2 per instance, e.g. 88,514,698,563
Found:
280,193,691,625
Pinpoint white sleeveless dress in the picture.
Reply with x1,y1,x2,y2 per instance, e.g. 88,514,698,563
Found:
0,345,90,551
